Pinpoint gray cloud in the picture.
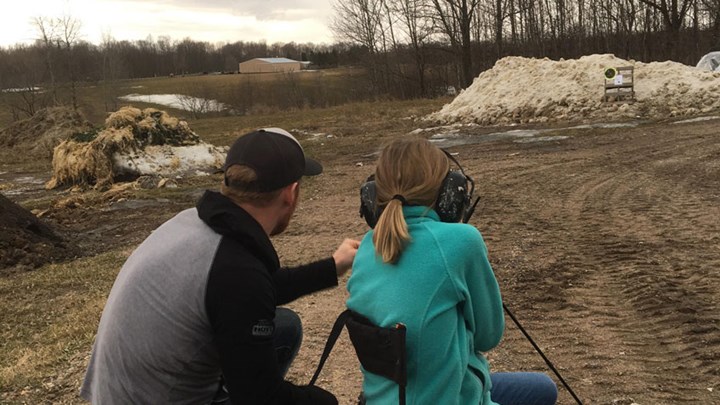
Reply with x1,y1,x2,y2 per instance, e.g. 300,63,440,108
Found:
119,0,328,21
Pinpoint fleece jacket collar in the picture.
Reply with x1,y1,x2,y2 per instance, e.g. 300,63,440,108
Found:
196,190,280,271
402,205,441,222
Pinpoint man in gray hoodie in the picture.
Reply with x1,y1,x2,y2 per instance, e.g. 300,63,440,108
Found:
81,127,359,404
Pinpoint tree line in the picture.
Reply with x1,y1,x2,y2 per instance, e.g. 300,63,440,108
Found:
1,1,719,119
332,0,719,95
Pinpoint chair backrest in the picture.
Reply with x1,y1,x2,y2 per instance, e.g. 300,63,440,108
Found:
310,309,407,405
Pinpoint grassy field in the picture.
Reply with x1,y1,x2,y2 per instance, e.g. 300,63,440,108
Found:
0,67,375,129
0,251,127,402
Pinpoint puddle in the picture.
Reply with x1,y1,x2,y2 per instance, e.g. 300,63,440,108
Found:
672,116,720,124
118,93,227,113
568,122,640,129
0,173,48,197
428,121,643,148
103,198,171,212
515,136,570,143
1,189,25,196
14,176,45,185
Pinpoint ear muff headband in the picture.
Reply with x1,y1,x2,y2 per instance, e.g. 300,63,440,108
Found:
359,150,480,228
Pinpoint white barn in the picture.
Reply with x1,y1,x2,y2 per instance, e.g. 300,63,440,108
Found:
238,58,302,74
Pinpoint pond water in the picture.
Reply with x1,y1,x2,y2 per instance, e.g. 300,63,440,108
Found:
118,94,227,113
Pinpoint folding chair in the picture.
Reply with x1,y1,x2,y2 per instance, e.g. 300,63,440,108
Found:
309,309,407,405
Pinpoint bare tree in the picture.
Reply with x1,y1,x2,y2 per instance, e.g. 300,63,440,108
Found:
700,0,720,42
100,33,130,112
177,94,214,118
58,15,82,110
637,0,696,33
0,45,50,119
431,0,482,87
32,14,82,110
636,0,695,58
494,0,506,55
388,0,435,95
331,0,389,92
33,16,59,105
332,0,386,52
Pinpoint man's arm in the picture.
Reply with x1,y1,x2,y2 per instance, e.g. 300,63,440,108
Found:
274,239,359,305
206,240,337,404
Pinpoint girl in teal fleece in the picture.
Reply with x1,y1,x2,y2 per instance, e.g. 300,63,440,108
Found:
347,138,557,405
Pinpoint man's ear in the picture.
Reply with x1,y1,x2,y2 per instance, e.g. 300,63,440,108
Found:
281,182,300,206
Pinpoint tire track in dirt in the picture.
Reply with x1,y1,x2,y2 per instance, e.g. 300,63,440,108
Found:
460,124,720,404
561,165,720,403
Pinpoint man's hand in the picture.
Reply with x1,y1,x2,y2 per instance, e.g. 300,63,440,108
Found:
332,238,360,277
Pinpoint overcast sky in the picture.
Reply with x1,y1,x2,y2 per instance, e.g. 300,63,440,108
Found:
0,0,336,48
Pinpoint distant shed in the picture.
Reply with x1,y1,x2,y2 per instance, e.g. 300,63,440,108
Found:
239,58,302,74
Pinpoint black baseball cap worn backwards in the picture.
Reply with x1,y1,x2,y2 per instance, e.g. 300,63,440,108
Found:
224,127,323,192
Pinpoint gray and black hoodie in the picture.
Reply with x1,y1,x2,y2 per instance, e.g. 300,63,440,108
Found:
81,190,338,404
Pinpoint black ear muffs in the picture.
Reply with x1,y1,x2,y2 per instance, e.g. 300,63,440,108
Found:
359,151,480,228
359,174,380,228
435,170,471,223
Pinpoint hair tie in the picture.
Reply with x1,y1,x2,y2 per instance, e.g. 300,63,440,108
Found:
391,194,408,205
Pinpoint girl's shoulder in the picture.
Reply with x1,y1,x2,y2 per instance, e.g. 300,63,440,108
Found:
429,221,483,241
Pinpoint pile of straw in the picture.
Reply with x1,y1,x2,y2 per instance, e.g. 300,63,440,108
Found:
47,107,202,190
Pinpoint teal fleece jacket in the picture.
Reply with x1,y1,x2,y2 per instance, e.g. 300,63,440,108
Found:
347,206,504,405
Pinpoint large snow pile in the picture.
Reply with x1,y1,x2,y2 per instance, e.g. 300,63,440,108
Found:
428,54,720,125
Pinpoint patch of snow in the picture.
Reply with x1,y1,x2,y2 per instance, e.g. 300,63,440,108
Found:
2,87,43,93
112,143,227,178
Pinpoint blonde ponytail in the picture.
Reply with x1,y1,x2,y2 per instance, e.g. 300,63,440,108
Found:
372,138,450,264
373,198,410,263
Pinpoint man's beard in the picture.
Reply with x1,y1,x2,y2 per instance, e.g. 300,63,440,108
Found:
270,186,299,236
270,208,293,236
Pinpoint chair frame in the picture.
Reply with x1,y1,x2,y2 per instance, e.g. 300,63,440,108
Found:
310,309,407,405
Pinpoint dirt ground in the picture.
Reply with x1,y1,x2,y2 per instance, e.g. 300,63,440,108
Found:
2,114,719,404
275,118,720,405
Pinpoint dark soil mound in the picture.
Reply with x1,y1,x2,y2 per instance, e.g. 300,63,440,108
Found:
0,194,76,274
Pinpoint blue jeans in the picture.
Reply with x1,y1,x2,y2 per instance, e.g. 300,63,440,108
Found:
273,307,304,377
212,307,303,403
218,310,557,405
490,372,558,405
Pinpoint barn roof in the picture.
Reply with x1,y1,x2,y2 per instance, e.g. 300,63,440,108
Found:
255,57,299,64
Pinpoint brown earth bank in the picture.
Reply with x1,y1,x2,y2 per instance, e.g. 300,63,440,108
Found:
2,114,719,404
0,193,78,273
